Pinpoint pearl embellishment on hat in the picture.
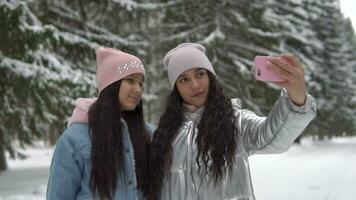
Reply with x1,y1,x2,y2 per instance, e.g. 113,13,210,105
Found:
116,60,144,74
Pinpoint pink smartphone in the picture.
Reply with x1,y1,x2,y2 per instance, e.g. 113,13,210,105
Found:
254,56,285,82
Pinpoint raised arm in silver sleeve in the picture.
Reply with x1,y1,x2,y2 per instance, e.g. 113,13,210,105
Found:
233,88,317,155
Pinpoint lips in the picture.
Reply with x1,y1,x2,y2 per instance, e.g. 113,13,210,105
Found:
191,91,205,97
129,95,140,102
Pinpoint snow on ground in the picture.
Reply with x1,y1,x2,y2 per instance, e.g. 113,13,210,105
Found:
6,146,53,169
0,137,355,199
0,144,53,200
250,137,356,200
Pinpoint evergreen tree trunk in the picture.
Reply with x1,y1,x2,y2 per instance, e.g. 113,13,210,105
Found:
0,131,7,172
49,125,58,146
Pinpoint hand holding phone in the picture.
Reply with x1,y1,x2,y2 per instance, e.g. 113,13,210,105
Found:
254,54,308,105
254,56,285,82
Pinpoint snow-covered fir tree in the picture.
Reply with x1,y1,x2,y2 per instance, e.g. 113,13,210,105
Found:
1,0,356,171
0,0,160,171
308,0,356,137
0,0,96,170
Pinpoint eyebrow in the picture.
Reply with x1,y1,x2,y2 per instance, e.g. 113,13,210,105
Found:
125,75,144,81
195,68,205,73
178,68,205,78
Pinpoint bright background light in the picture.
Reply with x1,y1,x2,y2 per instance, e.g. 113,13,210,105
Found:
340,0,356,30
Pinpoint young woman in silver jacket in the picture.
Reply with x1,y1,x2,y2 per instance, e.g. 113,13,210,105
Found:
149,43,317,200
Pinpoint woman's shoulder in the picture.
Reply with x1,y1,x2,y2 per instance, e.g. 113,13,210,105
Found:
230,98,256,119
61,123,91,149
231,98,242,110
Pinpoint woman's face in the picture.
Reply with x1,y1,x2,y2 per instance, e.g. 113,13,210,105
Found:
119,73,144,111
176,68,210,107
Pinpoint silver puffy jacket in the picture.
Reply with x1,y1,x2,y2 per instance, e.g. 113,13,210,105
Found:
160,89,317,200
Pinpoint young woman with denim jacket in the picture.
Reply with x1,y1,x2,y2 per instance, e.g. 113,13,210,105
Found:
149,43,317,200
47,47,154,200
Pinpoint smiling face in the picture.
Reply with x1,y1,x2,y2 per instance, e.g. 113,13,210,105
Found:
118,73,144,111
175,68,210,107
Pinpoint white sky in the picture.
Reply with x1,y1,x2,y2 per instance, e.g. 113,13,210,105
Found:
339,0,356,30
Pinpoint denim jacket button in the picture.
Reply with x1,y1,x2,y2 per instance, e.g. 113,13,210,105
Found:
128,181,133,185
125,149,129,153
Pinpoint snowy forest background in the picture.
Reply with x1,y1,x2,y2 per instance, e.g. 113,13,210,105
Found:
0,0,355,172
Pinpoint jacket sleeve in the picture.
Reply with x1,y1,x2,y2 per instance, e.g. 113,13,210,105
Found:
46,134,83,200
233,88,317,155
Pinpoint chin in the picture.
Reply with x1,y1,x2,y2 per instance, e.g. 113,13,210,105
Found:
191,101,205,107
122,104,137,111
193,97,207,107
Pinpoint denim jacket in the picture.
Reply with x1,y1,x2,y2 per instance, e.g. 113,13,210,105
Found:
46,120,155,200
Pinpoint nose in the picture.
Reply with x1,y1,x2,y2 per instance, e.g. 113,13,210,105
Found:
190,78,200,90
133,83,143,94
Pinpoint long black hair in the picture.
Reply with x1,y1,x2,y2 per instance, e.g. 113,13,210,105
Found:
149,71,238,199
88,80,150,200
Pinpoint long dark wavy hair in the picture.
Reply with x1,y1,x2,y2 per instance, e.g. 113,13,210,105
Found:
88,80,150,200
149,71,238,200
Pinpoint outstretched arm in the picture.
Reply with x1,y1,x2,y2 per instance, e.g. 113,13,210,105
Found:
235,54,317,155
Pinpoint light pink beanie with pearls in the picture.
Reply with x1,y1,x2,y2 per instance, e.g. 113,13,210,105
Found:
96,47,145,93
163,43,216,88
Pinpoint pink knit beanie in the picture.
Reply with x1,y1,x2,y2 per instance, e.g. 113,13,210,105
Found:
163,43,216,88
96,47,145,93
